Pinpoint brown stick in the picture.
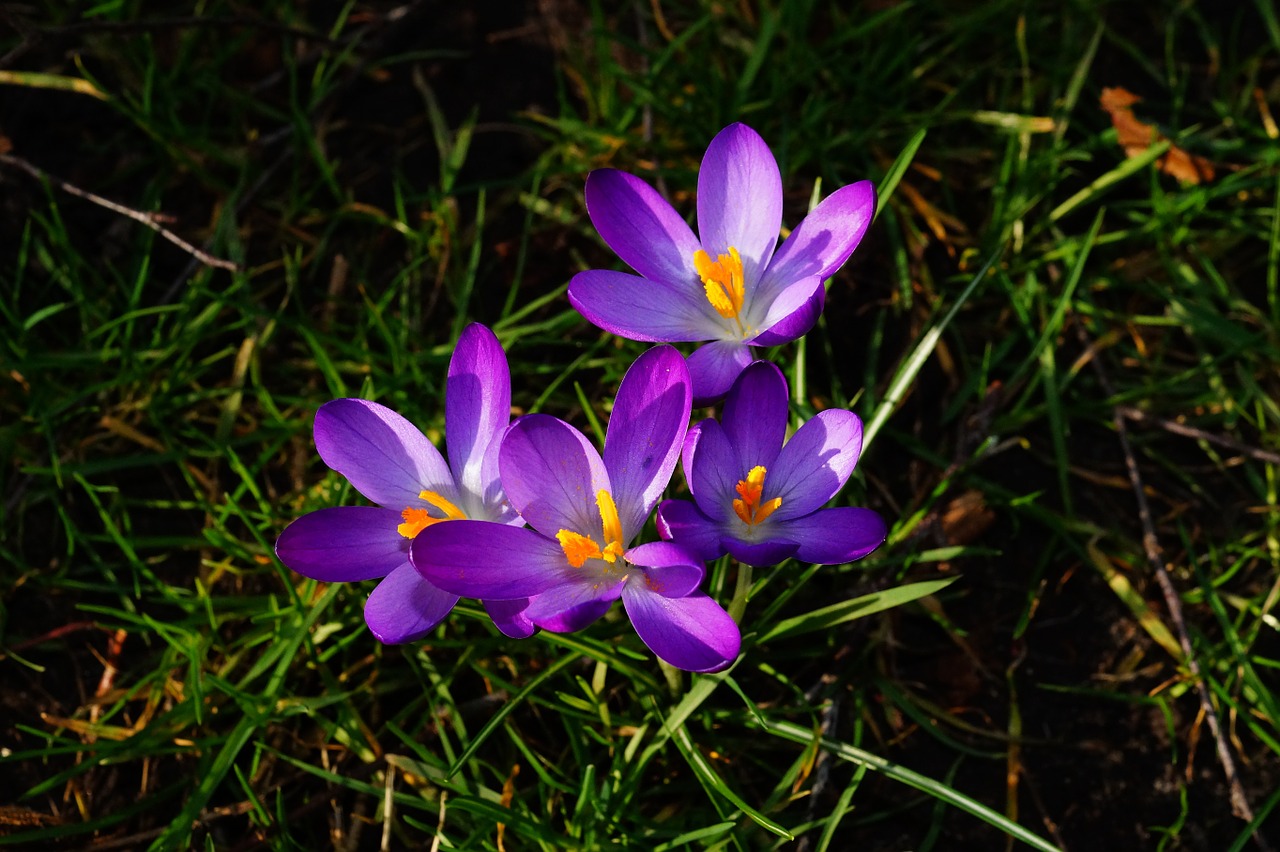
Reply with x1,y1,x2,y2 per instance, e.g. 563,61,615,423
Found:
1079,326,1269,849
0,153,239,272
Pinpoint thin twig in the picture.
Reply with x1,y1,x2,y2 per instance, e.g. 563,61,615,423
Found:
1117,405,1280,466
1079,325,1269,849
0,153,238,272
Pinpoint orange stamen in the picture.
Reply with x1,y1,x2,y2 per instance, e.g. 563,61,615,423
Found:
397,489,467,538
557,489,627,567
732,465,782,526
695,246,745,329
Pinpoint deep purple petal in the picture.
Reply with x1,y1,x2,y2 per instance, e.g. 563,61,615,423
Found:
484,598,537,638
786,507,886,565
411,520,568,599
569,269,721,343
500,414,611,539
655,499,725,562
447,324,512,519
722,535,800,568
275,506,408,582
768,410,864,520
528,584,622,633
721,361,787,470
682,419,739,519
621,586,741,672
585,168,702,283
685,340,754,407
624,541,704,598
364,563,459,644
697,124,783,286
749,275,824,347
314,399,455,509
758,180,876,296
604,345,691,538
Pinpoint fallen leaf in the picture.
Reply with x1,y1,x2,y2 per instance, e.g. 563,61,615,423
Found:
1100,86,1215,184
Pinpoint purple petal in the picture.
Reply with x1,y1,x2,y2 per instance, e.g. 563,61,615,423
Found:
275,506,408,582
500,414,611,539
786,507,886,565
569,269,721,343
685,340,754,407
528,584,622,633
749,275,824,347
484,598,537,639
621,586,741,672
585,168,702,284
721,361,787,469
604,345,691,538
758,180,876,296
696,124,783,286
625,541,704,598
447,324,511,518
411,520,568,599
722,535,800,568
655,499,725,562
314,399,455,510
364,563,459,644
682,419,739,519
768,410,864,520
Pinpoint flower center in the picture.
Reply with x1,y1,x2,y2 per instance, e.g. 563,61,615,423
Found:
556,490,627,568
695,246,746,335
397,490,467,538
733,466,782,526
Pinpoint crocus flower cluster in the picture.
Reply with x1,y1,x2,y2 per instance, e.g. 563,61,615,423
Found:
277,123,886,672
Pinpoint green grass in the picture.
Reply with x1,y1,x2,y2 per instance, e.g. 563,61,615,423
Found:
3,1,1279,848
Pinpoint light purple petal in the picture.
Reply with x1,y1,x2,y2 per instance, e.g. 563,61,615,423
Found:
758,180,876,296
621,586,741,672
722,535,800,568
682,419,739,520
314,399,455,510
411,520,568,599
275,506,408,582
364,563,459,644
484,598,537,638
696,124,783,286
655,499,725,562
749,275,824,347
604,345,691,538
768,410,865,521
569,269,721,343
721,361,787,470
685,340,754,407
585,168,702,283
528,584,623,633
624,541,704,598
786,507,886,565
447,324,511,518
500,414,611,539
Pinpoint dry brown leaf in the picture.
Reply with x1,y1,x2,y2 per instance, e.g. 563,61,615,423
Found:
1100,86,1215,184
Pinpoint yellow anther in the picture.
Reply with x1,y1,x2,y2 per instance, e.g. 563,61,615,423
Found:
695,246,745,324
557,529,603,567
397,489,468,538
557,489,627,568
732,465,782,526
596,490,625,563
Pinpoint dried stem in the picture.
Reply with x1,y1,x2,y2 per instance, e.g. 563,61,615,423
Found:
0,153,238,272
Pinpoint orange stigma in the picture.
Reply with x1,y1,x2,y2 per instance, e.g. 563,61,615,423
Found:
733,466,782,526
695,246,745,332
557,489,627,567
397,490,467,538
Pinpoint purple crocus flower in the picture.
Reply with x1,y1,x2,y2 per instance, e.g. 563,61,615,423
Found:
656,360,886,568
411,345,742,672
568,122,875,405
275,323,534,643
